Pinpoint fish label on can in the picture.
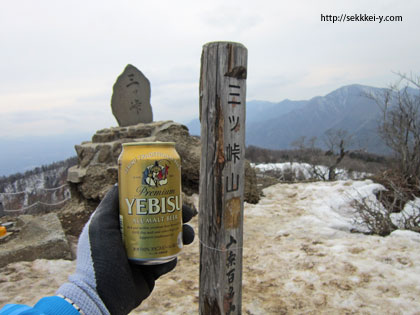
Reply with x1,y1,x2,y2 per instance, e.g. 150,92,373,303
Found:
118,142,182,264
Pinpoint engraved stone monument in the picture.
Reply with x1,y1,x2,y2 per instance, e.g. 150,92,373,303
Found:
111,64,153,126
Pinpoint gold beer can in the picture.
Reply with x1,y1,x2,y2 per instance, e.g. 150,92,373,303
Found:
118,142,183,265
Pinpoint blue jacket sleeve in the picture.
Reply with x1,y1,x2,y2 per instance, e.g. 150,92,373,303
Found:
0,296,79,315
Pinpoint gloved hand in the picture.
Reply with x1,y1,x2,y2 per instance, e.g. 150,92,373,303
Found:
57,185,195,315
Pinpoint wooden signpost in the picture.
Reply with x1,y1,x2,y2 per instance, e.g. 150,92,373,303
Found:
199,42,248,315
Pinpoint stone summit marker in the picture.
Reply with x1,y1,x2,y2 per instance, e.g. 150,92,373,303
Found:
111,64,153,126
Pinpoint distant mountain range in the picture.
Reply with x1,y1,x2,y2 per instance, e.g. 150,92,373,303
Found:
1,84,407,177
187,84,398,154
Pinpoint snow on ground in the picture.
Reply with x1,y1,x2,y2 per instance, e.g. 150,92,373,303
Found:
0,260,75,307
1,180,420,314
253,162,371,180
391,198,420,229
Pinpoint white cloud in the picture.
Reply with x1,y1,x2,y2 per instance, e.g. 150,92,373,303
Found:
0,0,420,139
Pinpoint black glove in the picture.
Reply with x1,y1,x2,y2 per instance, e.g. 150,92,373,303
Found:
57,185,195,315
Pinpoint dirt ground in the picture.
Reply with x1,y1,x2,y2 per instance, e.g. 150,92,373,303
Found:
1,182,420,314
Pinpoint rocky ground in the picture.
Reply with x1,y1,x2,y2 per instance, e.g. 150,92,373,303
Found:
1,181,420,314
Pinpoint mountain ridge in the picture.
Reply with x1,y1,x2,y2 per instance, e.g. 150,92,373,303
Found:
187,83,392,154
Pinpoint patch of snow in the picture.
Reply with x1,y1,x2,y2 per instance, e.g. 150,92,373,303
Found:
2,182,420,314
390,229,420,242
262,179,384,234
390,197,420,229
252,162,371,181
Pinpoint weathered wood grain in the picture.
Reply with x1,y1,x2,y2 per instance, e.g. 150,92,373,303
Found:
199,42,248,315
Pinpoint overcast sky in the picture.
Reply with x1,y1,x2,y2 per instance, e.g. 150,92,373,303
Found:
1,0,419,139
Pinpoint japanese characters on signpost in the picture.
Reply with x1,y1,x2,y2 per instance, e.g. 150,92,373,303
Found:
199,42,247,315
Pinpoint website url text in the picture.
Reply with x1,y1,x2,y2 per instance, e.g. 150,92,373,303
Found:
321,14,403,23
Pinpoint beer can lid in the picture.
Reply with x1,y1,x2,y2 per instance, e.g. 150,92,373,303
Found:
122,141,176,147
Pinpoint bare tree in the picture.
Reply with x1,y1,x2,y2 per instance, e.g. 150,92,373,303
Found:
290,131,353,181
369,73,420,182
307,136,318,152
351,191,397,236
323,128,353,180
356,74,420,235
290,136,306,151
351,179,420,236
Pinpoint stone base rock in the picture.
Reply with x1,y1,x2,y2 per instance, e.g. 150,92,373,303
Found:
0,213,72,268
68,120,260,205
